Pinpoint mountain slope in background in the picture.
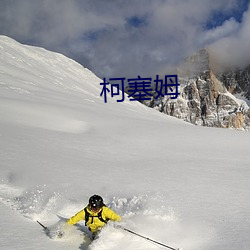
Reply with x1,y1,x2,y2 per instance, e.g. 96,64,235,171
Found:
137,49,250,130
0,36,250,250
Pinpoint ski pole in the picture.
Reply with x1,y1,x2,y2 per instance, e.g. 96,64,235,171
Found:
122,227,180,250
37,220,48,231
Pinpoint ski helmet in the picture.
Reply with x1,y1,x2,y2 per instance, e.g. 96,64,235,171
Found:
89,195,104,210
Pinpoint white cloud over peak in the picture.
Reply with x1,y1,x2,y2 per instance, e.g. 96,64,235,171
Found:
209,4,250,68
0,0,249,77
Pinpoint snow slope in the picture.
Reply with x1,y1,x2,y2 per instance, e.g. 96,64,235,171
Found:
0,35,250,250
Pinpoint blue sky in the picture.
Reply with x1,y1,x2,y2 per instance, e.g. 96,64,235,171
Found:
206,0,249,28
0,0,249,78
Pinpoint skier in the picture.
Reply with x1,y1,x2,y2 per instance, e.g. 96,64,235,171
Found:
66,194,122,239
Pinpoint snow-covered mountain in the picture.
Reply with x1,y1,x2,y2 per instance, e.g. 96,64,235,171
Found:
137,49,250,130
217,65,250,101
0,36,250,250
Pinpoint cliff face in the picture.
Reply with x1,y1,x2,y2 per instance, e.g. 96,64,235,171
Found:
217,66,250,100
134,49,250,130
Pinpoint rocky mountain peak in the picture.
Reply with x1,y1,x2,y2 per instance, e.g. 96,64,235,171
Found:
133,48,250,130
178,48,211,77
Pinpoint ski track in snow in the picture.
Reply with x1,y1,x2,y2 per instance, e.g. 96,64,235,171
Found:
0,99,91,134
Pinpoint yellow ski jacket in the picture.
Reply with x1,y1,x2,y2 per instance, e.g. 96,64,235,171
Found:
67,206,121,233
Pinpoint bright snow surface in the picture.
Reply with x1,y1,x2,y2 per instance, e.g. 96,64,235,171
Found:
0,36,249,250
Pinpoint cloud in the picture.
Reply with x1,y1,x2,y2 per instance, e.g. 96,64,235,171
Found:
209,3,250,68
0,0,249,78
200,18,240,45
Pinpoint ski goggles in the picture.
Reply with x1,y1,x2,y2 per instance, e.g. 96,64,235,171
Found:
89,205,101,212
